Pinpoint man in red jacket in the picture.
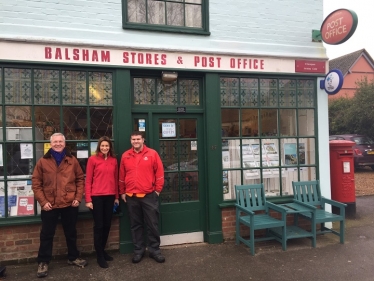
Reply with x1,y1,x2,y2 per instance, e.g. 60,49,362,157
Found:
119,131,165,264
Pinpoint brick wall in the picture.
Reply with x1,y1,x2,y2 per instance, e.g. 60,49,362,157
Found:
0,217,119,263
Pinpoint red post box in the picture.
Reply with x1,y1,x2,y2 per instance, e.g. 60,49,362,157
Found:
329,140,356,217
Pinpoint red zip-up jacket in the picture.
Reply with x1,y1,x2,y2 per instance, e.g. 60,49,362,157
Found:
85,153,119,202
119,145,164,195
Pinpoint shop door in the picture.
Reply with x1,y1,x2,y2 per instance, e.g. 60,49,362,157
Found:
152,114,205,237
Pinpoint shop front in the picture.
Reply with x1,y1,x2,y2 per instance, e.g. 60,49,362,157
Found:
0,40,327,259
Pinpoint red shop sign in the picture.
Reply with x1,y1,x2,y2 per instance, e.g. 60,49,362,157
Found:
320,9,358,45
295,60,326,74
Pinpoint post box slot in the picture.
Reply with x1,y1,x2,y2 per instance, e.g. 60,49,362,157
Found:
338,153,353,157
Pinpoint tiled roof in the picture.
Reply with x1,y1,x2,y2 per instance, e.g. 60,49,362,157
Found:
329,48,374,76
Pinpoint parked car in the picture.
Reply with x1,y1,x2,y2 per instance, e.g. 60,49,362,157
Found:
329,134,374,170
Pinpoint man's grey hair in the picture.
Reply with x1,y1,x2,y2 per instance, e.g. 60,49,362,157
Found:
50,132,66,142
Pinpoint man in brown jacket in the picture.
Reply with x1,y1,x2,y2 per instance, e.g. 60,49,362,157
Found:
32,133,87,278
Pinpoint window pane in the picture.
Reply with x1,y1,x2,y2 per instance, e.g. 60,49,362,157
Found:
241,109,258,137
63,107,88,140
279,79,296,107
260,79,277,107
6,143,34,177
300,166,317,181
4,68,31,104
220,78,239,106
180,79,200,105
298,109,314,136
157,79,177,105
35,106,60,140
5,106,32,141
221,109,239,137
90,107,113,139
0,107,2,141
62,71,87,105
240,78,259,107
280,109,296,136
128,0,146,23
299,138,316,165
34,69,60,105
179,119,197,138
223,170,241,200
134,78,156,105
260,109,277,136
297,79,315,107
148,0,165,25
88,72,113,105
185,4,201,28
166,2,184,26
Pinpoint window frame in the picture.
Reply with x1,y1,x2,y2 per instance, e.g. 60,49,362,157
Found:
122,0,210,35
219,75,319,201
0,64,115,223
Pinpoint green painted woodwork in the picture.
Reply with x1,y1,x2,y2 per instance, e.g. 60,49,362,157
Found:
204,73,224,244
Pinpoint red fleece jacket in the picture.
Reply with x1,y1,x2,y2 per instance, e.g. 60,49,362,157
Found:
85,153,119,202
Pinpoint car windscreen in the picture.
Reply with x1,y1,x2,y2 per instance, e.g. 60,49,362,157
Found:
353,136,374,145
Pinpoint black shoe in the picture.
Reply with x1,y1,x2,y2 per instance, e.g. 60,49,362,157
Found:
149,253,165,263
103,251,113,261
132,253,144,264
97,257,109,268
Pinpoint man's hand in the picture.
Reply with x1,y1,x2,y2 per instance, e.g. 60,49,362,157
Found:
86,202,93,209
121,194,127,203
71,200,80,207
42,202,52,211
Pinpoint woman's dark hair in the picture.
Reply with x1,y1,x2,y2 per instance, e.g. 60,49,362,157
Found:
96,136,115,157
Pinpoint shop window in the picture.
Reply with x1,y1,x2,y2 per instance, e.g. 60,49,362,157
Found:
0,67,114,219
220,77,317,200
123,0,210,35
133,78,200,106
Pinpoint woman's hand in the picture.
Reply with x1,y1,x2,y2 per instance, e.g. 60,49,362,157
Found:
85,202,93,209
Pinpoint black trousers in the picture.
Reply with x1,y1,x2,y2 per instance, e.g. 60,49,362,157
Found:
37,206,79,263
90,195,115,258
126,192,161,255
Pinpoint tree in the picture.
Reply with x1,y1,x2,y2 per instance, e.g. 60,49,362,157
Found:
329,77,374,139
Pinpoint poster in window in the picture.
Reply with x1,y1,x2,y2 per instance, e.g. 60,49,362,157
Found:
20,143,33,159
223,171,229,194
284,143,298,165
7,181,34,217
0,182,4,217
263,143,277,155
0,144,3,166
251,144,260,156
162,123,176,138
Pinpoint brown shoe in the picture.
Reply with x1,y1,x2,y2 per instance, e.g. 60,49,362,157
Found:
67,258,88,268
37,262,48,278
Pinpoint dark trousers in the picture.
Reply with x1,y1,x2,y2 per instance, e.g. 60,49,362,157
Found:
126,192,161,255
37,206,79,263
90,195,115,258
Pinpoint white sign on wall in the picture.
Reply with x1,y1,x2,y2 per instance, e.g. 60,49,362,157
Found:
0,41,325,74
162,123,176,138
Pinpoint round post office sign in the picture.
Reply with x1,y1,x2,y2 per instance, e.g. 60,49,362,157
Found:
320,9,358,45
324,69,344,95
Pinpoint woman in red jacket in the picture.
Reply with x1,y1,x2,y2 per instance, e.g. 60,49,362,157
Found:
85,136,119,268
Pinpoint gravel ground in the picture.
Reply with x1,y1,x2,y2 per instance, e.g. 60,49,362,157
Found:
354,167,374,196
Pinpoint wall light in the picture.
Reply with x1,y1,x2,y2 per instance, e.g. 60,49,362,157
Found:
161,71,178,83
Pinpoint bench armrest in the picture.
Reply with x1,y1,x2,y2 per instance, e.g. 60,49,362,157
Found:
266,202,287,214
321,197,347,208
235,204,255,215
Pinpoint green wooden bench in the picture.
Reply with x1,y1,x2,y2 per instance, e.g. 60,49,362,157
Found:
292,180,347,243
235,184,287,256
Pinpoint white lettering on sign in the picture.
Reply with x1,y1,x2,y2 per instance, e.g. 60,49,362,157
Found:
0,42,301,73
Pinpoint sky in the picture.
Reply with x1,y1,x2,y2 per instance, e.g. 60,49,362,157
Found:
323,0,373,59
